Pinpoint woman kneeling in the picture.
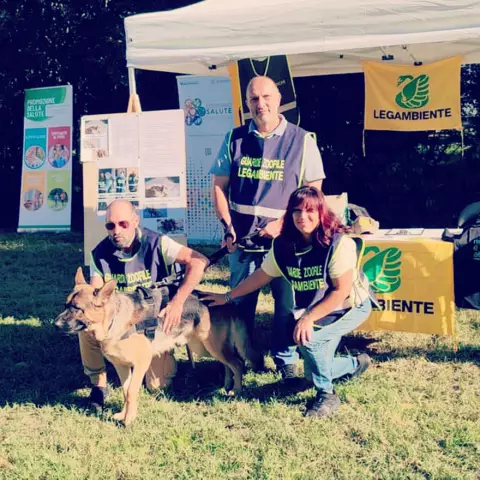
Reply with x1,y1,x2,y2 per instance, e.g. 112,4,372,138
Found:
204,186,375,417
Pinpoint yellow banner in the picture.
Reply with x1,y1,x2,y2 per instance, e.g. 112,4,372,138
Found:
358,237,455,336
228,63,243,127
363,57,462,131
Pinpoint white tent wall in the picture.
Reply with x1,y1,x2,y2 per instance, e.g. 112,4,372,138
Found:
124,0,480,77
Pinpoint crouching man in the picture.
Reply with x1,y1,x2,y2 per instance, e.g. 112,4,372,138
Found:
81,199,207,411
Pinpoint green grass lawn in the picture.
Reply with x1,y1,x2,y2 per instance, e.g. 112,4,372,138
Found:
0,233,479,480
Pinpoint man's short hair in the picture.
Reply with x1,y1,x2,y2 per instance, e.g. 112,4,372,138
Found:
246,75,280,97
106,199,137,218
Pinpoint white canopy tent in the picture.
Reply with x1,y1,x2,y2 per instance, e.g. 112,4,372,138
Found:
124,0,480,80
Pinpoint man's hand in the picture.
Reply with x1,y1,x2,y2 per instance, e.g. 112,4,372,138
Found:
258,219,282,239
159,296,185,335
293,316,315,346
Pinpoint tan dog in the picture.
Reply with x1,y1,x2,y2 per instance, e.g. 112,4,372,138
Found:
55,268,253,425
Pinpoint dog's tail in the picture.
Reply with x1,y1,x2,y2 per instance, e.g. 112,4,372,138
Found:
231,319,262,368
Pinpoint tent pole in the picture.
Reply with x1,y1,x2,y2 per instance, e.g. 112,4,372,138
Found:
127,67,142,112
128,67,137,96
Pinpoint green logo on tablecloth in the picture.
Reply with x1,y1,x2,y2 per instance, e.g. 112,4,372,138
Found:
395,74,429,109
363,246,402,293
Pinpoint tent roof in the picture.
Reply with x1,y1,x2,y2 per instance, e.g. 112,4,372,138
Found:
124,0,480,77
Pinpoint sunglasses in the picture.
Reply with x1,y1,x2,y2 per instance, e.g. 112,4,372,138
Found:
105,220,130,231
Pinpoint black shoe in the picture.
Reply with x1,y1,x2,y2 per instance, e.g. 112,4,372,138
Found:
278,364,298,381
88,386,110,414
351,353,372,379
305,391,341,418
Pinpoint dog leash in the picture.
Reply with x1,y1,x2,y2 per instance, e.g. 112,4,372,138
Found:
149,230,262,289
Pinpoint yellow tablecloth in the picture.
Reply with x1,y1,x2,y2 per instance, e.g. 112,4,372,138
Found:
358,230,455,336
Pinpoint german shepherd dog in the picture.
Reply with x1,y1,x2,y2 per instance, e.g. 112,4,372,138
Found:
55,268,253,425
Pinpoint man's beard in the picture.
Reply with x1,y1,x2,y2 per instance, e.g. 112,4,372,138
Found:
109,231,135,250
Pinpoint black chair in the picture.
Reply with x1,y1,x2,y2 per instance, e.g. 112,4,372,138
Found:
458,201,480,228
448,201,480,310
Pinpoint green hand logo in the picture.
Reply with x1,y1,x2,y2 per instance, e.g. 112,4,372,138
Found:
395,74,429,109
363,246,402,293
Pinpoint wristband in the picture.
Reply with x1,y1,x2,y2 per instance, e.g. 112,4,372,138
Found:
224,291,233,304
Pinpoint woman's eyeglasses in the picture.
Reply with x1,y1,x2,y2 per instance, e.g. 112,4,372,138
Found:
105,220,130,231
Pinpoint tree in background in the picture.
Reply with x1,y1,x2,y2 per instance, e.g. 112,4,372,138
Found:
0,0,199,230
1,0,479,230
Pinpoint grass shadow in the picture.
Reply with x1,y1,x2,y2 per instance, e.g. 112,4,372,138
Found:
372,344,480,366
0,232,84,323
164,359,309,407
2,321,477,417
0,323,89,407
340,331,480,366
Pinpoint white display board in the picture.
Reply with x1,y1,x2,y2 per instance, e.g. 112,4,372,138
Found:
80,110,187,261
177,75,234,244
18,85,73,232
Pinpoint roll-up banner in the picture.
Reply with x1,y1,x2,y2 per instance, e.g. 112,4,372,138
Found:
18,85,73,232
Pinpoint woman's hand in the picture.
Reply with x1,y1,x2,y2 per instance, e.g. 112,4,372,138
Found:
199,292,228,307
293,316,315,346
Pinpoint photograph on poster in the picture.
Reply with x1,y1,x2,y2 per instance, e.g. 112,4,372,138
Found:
115,168,128,194
143,204,167,219
48,188,68,211
128,168,139,193
145,176,180,198
48,144,70,169
83,138,108,160
98,200,108,212
157,218,184,235
83,119,109,161
25,146,46,169
98,168,116,194
85,119,108,136
23,189,44,211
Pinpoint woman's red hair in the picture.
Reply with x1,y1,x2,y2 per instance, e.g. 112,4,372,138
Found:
280,186,349,247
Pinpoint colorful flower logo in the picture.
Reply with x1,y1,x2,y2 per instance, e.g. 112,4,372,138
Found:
184,98,206,126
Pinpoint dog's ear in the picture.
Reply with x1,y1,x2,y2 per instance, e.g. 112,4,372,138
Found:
75,267,87,285
98,279,117,301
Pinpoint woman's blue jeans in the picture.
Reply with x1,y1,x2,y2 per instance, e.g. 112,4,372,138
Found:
298,299,372,393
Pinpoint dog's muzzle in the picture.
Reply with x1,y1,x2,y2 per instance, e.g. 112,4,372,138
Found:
54,311,87,334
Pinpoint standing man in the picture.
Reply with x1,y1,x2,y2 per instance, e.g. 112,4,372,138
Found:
210,75,325,378
81,199,208,411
